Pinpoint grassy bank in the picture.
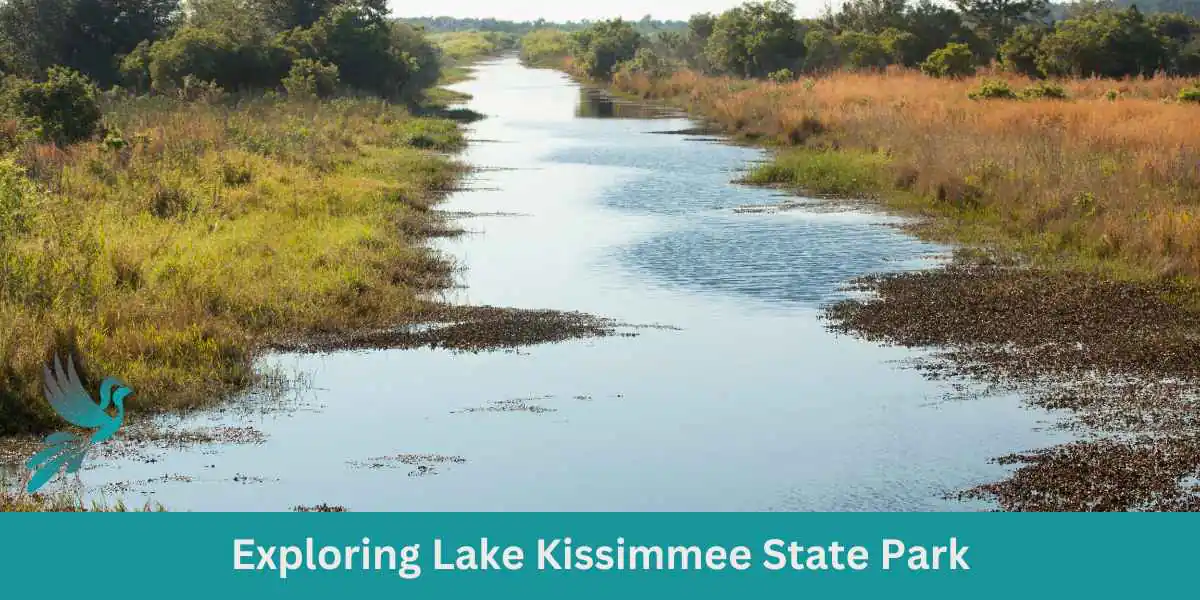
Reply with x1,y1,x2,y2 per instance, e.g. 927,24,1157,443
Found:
0,94,466,434
607,68,1200,280
432,31,521,85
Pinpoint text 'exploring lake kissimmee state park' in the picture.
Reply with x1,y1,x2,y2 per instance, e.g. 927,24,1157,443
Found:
233,537,971,579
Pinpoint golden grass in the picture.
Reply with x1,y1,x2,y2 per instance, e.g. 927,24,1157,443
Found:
0,94,465,434
611,67,1200,279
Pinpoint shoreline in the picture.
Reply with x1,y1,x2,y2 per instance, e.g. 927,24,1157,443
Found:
547,61,1200,510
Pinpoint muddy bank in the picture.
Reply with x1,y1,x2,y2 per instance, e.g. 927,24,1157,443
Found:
824,260,1200,511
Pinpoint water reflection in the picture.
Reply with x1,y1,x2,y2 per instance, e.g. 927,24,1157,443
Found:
575,88,680,119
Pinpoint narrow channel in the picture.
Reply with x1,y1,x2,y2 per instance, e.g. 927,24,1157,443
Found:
77,56,1070,511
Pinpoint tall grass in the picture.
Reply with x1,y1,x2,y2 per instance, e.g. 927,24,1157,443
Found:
0,94,465,434
612,67,1200,278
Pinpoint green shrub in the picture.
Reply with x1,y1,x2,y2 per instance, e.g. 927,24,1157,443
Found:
968,78,1018,100
920,43,976,78
619,47,676,79
1179,85,1200,103
8,67,101,145
282,59,340,99
1105,89,1120,101
768,68,795,83
1021,81,1068,100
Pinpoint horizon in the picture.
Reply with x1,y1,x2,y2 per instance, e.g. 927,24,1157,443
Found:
387,0,837,22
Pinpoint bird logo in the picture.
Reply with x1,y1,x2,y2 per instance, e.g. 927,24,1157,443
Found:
25,354,131,494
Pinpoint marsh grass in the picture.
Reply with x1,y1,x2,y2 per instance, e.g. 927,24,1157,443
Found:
0,94,467,434
611,67,1200,280
0,484,164,511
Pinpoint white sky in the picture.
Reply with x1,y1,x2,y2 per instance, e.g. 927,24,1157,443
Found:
388,0,836,22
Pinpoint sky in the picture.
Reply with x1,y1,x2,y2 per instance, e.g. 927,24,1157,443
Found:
388,0,834,22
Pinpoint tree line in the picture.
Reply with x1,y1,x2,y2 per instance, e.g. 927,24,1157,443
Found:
0,0,448,147
552,0,1200,81
402,15,689,35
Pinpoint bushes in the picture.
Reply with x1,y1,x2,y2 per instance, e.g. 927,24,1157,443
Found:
620,47,676,79
920,42,976,78
282,9,439,101
968,78,1018,100
768,68,795,83
282,59,340,98
1020,81,1068,99
144,26,287,94
519,29,570,66
4,66,101,145
1180,85,1200,103
966,78,1069,101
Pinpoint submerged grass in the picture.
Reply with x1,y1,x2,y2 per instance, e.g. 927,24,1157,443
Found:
0,94,467,435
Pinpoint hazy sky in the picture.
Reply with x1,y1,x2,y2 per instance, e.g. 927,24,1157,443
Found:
389,1,833,22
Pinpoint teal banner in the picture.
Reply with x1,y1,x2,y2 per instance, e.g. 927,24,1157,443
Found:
0,514,1186,598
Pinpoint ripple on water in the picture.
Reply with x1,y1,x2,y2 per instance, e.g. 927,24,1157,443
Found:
618,213,945,306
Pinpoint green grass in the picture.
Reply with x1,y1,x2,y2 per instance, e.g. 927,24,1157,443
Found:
741,149,890,196
741,146,1154,279
0,93,467,434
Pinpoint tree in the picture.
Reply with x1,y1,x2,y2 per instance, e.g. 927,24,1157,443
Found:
1036,7,1167,77
999,23,1047,76
569,19,643,79
904,0,987,65
825,0,908,33
1150,12,1200,73
0,0,179,86
704,1,804,77
803,28,840,71
952,0,1050,44
688,12,716,41
282,3,438,99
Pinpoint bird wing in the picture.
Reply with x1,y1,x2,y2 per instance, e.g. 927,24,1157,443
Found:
43,354,109,429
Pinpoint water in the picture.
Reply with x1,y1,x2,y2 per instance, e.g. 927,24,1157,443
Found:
67,57,1068,511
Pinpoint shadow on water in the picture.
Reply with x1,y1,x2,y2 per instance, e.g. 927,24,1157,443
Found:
575,88,681,119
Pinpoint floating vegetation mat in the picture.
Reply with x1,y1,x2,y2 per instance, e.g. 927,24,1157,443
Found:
272,304,669,354
824,263,1200,511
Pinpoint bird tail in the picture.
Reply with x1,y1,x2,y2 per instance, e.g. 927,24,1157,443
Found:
25,432,89,494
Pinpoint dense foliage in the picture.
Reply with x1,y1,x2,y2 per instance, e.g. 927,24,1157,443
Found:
536,0,1200,82
0,0,444,101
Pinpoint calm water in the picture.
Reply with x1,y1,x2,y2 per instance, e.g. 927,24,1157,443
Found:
67,57,1068,511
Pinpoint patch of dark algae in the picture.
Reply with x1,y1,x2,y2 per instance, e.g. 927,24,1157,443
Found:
823,261,1200,511
270,304,653,354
